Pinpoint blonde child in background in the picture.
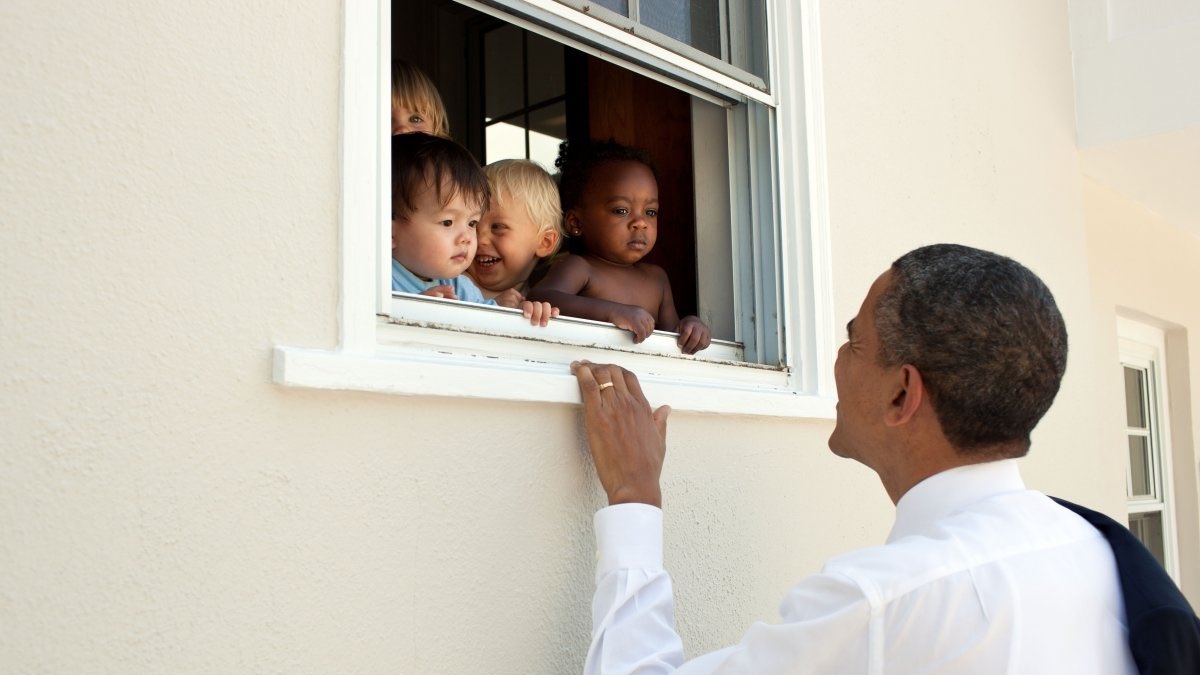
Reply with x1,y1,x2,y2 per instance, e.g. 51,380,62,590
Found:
391,133,555,326
392,60,450,137
529,139,710,353
468,160,564,310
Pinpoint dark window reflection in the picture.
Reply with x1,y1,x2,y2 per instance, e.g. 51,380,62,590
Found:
1124,366,1147,429
1127,435,1152,498
1129,511,1166,566
482,26,567,170
593,0,629,15
641,0,720,58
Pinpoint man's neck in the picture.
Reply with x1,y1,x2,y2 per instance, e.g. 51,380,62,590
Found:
882,443,1025,505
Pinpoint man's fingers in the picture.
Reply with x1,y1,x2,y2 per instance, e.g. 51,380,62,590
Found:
653,405,671,440
572,360,603,404
575,361,642,408
603,364,631,397
623,367,651,408
572,362,668,508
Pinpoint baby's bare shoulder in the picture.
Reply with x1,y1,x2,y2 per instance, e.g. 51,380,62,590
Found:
544,253,593,279
554,254,592,271
634,262,670,283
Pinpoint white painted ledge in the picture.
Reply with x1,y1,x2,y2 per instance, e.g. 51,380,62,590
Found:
274,339,836,420
273,345,837,417
274,298,836,418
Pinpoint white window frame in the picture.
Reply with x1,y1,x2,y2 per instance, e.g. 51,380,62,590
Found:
1118,317,1180,580
272,0,837,418
553,0,771,92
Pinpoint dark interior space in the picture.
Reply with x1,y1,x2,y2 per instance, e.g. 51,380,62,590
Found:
392,0,699,319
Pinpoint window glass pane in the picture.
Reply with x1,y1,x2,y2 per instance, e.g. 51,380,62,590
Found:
1129,511,1166,566
526,34,565,104
593,0,628,16
484,104,567,169
485,118,526,163
641,0,721,58
1127,435,1153,498
688,1,722,58
1124,366,1147,428
558,0,767,82
730,0,768,77
527,102,567,171
485,25,524,119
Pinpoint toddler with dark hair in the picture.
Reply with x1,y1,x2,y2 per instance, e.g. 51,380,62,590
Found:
391,133,555,325
529,139,710,353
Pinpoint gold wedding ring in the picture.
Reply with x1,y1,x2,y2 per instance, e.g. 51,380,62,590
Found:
597,382,615,391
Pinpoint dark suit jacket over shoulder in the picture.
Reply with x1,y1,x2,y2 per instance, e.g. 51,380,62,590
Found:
1053,498,1200,675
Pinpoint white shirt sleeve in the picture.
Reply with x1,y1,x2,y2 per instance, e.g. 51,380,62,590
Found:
588,464,1139,675
587,504,684,675
588,504,875,675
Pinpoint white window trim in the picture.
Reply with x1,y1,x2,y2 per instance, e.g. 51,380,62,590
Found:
1117,316,1180,580
476,0,774,105
272,0,838,418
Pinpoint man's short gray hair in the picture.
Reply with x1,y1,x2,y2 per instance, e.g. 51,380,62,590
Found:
874,244,1068,457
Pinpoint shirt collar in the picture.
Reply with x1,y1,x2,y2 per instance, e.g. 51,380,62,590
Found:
887,459,1026,543
392,258,444,287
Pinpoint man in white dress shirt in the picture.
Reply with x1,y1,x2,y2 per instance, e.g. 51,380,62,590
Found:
571,244,1138,674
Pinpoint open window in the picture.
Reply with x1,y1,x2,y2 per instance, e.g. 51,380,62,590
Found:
1118,317,1181,580
390,0,782,365
274,0,835,416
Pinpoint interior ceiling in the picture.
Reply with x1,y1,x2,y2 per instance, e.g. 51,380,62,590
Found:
1078,125,1200,240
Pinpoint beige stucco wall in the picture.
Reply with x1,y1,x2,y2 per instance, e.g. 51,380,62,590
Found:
1083,177,1200,605
818,1,1128,516
2,1,1144,673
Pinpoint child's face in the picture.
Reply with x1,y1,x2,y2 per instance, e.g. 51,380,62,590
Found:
568,160,658,266
391,180,481,280
392,104,435,136
469,193,559,294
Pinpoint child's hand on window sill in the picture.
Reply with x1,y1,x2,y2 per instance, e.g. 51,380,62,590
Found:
677,315,711,355
492,287,526,309
420,285,459,301
520,300,559,327
610,306,656,344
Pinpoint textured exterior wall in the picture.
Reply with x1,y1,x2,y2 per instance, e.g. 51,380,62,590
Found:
1,1,1136,673
818,0,1127,510
1083,177,1200,605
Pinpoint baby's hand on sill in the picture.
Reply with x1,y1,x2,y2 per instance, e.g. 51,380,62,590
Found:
420,285,459,301
492,287,525,309
677,315,711,355
610,306,656,344
520,300,559,327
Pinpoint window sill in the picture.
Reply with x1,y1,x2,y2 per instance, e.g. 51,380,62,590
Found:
273,308,836,419
386,292,748,360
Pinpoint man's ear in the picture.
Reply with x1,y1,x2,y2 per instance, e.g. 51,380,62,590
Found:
535,230,561,258
390,217,401,251
884,364,924,427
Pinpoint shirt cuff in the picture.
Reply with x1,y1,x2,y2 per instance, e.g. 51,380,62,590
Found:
594,503,664,582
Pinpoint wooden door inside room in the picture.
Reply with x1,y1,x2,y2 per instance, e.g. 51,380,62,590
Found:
580,57,699,320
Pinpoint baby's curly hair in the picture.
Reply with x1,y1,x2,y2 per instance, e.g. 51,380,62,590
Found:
555,138,657,213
